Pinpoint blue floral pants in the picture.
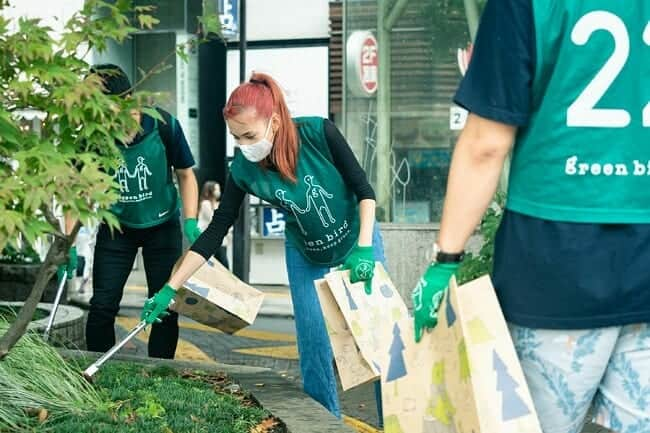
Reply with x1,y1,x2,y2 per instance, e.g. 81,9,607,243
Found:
510,324,650,433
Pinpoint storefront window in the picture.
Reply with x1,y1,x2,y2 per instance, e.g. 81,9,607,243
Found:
342,0,482,224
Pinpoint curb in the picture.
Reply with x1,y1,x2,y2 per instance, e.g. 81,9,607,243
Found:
60,349,354,433
1,301,86,349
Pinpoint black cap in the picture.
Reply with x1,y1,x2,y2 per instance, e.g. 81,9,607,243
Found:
90,63,132,97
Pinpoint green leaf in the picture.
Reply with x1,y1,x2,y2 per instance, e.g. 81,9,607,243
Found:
137,14,160,30
176,45,189,63
134,5,156,13
457,192,506,284
0,112,21,148
198,14,222,37
141,107,164,123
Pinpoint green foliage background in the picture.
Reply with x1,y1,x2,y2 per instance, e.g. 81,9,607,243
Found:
457,192,505,284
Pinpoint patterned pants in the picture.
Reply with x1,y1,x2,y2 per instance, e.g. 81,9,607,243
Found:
509,324,650,433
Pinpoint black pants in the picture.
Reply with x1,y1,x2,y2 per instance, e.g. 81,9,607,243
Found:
86,218,181,358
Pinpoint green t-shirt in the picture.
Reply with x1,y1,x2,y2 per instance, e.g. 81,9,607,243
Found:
230,117,360,266
508,1,650,223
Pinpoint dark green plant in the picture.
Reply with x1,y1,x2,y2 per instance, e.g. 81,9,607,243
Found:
457,192,506,284
0,243,40,265
43,362,270,433
0,338,270,433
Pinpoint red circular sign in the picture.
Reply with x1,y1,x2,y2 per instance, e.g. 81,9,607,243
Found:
359,35,378,94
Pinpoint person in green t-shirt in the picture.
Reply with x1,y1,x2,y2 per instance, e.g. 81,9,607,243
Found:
411,2,650,432
59,64,202,359
139,73,387,422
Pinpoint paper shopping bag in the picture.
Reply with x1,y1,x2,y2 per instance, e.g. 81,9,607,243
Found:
315,264,409,390
171,256,265,334
315,278,378,390
320,265,542,433
379,276,542,433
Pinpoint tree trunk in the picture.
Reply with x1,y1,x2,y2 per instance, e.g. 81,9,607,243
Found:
0,222,80,359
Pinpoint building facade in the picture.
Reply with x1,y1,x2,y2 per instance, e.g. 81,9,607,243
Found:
337,0,483,225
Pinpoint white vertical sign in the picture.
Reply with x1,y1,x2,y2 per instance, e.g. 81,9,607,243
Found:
176,33,201,167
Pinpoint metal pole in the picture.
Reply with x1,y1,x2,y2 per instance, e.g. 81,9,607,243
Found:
83,320,148,379
43,271,66,342
462,0,480,42
384,0,411,31
376,0,392,221
232,0,250,282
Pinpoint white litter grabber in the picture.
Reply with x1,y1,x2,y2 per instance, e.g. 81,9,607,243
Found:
82,319,148,380
82,300,174,380
43,270,67,342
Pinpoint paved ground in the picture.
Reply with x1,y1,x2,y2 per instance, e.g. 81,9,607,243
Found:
70,267,611,433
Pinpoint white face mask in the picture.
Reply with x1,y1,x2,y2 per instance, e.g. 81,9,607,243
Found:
238,120,273,162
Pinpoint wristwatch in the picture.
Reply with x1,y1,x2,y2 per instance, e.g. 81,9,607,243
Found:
433,242,465,264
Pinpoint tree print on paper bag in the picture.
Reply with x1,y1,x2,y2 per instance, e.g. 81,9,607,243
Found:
386,323,407,382
384,414,405,433
423,361,457,433
493,350,531,421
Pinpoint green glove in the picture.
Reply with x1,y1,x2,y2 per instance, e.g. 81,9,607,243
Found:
411,262,460,343
56,246,77,282
141,284,176,325
340,244,375,294
184,218,202,243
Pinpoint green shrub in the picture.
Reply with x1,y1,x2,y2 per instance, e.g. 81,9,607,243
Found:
0,317,106,432
0,324,269,433
457,192,506,284
0,243,40,265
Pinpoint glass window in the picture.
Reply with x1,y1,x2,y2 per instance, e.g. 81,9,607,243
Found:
342,0,481,224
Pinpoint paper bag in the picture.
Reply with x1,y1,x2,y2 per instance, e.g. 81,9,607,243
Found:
320,267,542,433
171,257,264,334
316,264,411,390
315,278,379,390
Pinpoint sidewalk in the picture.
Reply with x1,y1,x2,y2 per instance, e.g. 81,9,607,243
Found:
68,268,295,318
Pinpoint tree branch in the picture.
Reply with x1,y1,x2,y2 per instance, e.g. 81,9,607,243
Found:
41,203,65,240
0,220,80,359
124,38,195,97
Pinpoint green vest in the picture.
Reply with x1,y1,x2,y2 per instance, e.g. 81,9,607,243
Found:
508,1,650,223
230,117,360,266
111,120,180,228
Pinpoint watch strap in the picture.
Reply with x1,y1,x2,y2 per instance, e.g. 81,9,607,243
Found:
436,249,465,264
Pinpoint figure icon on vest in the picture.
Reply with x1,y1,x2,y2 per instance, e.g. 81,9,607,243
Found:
304,175,335,228
134,156,152,191
275,189,309,235
115,165,131,193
